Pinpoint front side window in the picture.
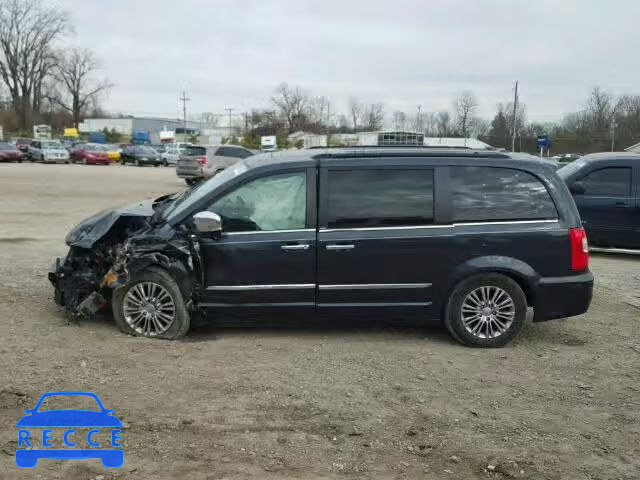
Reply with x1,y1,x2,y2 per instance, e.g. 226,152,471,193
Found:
450,166,557,222
327,169,434,229
580,167,632,196
208,172,307,232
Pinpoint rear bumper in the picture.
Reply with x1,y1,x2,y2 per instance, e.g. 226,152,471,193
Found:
533,271,594,322
176,167,203,179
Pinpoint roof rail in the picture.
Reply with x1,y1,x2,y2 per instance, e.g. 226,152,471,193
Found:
306,144,475,150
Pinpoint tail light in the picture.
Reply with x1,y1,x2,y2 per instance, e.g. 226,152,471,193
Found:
569,227,589,272
196,156,207,166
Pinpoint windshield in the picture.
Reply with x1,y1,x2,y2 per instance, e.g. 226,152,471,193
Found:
184,146,206,156
137,146,156,154
163,160,250,222
0,143,14,150
557,158,586,180
42,141,63,149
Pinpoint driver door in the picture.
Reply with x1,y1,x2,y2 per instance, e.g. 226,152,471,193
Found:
197,168,317,315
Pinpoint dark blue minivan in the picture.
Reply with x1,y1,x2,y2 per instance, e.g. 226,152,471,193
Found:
50,148,593,347
558,152,640,249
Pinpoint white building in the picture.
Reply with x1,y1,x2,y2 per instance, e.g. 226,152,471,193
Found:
287,131,494,149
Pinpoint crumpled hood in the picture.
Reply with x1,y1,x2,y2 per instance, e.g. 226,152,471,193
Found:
65,199,155,248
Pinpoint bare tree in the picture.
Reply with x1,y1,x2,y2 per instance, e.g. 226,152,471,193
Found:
306,95,332,130
0,0,71,130
363,103,384,130
349,97,362,130
392,110,407,130
271,83,308,133
436,111,451,137
49,48,111,127
454,91,478,137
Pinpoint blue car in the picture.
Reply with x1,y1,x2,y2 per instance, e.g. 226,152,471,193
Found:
15,391,123,468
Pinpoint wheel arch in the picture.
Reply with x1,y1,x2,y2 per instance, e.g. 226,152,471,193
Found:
124,252,194,302
441,256,538,319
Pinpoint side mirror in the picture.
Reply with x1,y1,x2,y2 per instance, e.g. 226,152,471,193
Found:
193,211,222,233
570,181,585,195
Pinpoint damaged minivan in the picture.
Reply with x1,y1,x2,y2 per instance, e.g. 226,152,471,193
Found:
50,148,593,347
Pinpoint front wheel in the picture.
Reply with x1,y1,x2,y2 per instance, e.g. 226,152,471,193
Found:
444,273,527,347
112,267,190,339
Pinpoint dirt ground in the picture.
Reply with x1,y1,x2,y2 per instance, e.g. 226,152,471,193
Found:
0,163,639,480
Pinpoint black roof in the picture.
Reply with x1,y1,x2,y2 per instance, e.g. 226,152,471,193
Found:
246,147,557,172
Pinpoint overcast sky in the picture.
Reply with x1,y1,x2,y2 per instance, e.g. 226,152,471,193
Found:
51,0,639,124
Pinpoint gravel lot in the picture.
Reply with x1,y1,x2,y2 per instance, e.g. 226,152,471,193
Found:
0,163,639,480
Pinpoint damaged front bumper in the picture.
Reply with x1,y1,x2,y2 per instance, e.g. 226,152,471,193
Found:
48,254,116,318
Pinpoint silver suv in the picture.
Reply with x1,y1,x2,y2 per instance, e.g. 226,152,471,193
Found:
176,145,254,185
28,140,70,164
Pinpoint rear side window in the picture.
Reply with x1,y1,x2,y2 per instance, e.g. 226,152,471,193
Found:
185,146,206,156
326,169,434,229
450,166,557,222
580,167,632,196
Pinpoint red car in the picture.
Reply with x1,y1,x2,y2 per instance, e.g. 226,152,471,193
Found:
0,142,25,162
71,144,110,165
14,138,32,153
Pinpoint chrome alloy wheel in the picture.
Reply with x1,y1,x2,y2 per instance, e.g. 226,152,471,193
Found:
123,281,176,336
460,286,516,339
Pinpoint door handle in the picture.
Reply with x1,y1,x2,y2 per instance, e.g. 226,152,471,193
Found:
281,243,310,251
326,243,355,251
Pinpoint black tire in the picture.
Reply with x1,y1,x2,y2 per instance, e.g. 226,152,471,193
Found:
444,273,527,348
185,178,195,186
112,267,190,339
163,159,168,167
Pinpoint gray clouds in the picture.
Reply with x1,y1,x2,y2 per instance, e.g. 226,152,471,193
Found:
51,0,640,121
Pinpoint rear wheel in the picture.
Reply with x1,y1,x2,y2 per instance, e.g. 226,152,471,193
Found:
112,267,190,339
444,273,527,347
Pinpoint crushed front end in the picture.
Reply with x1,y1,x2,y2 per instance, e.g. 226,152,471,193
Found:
48,199,203,320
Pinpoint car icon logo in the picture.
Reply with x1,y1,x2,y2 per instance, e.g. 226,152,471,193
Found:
15,391,123,468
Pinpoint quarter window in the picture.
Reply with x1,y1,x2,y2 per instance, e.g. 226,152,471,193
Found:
451,166,557,222
327,169,434,228
580,167,632,196
208,172,307,232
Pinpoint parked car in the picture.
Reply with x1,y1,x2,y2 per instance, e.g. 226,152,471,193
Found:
104,144,122,162
159,142,191,166
120,145,162,166
14,137,32,153
28,140,70,163
558,152,639,249
0,142,26,162
176,145,254,185
70,143,111,165
50,148,593,347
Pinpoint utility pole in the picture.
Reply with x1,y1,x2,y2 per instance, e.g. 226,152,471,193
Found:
224,107,235,141
416,105,422,132
179,91,190,135
511,81,518,152
610,118,616,152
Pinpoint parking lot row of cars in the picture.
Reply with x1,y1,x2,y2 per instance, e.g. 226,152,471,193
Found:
0,138,186,166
